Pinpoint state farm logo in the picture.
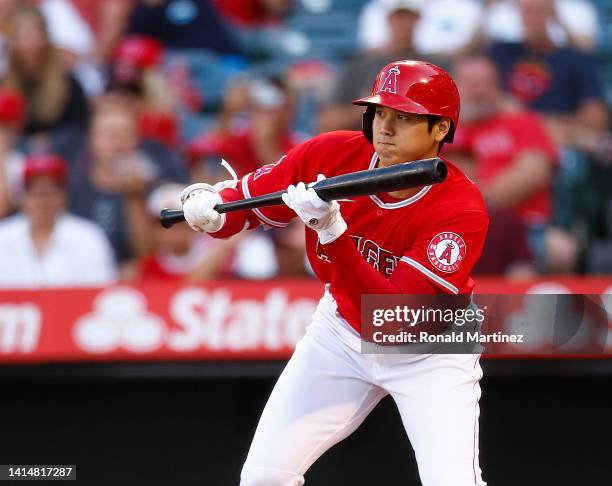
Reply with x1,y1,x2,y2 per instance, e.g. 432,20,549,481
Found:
73,287,167,353
427,232,466,273
72,286,317,354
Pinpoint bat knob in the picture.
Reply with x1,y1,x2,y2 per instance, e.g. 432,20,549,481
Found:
160,208,185,228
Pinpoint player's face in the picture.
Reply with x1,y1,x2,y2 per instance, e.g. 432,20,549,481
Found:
372,106,449,167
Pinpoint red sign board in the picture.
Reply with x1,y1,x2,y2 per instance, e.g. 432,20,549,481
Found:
0,278,610,363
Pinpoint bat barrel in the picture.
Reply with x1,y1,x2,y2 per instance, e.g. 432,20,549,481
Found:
313,157,446,201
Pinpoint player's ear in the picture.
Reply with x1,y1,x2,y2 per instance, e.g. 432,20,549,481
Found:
434,118,451,143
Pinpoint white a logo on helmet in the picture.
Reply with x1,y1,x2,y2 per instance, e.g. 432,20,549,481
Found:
428,232,466,273
379,66,400,94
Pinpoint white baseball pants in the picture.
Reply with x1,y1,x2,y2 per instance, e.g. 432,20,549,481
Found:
240,291,486,486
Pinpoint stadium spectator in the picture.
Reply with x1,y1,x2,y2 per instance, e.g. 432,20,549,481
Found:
208,76,301,177
184,132,228,183
473,207,536,278
449,139,536,278
185,134,306,277
37,0,132,97
270,220,309,276
67,97,186,272
450,54,577,273
0,0,19,77
137,182,246,281
107,35,179,148
213,77,252,135
358,0,483,58
215,0,293,27
137,182,279,281
489,0,608,153
39,0,133,63
1,4,89,143
485,0,601,52
126,0,242,54
0,154,117,288
38,0,96,63
0,87,26,217
233,74,299,168
317,0,421,132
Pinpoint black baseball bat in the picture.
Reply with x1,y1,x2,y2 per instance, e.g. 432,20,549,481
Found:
160,157,447,228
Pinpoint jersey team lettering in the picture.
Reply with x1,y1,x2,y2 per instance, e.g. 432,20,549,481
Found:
427,232,466,273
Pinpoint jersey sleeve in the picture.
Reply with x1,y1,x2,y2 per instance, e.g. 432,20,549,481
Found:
238,159,299,229
322,206,489,327
211,138,316,239
394,209,489,295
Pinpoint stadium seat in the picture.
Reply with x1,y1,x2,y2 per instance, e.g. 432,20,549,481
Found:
235,10,358,61
586,241,612,273
179,113,217,143
286,11,358,59
552,148,590,230
297,0,370,15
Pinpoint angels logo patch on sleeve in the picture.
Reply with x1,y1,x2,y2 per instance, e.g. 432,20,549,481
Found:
427,232,467,273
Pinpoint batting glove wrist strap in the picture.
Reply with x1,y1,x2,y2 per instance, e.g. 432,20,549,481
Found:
181,183,225,233
281,176,347,244
180,182,217,204
317,210,347,244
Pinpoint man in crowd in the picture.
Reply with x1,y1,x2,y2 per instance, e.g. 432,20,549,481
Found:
489,0,608,153
449,54,576,273
207,76,302,177
317,0,421,132
0,154,116,288
68,96,186,275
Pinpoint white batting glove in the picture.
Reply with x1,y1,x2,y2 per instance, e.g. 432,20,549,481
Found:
281,175,347,244
180,182,225,233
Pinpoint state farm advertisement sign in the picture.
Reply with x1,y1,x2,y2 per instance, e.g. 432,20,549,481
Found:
0,280,322,363
0,278,610,363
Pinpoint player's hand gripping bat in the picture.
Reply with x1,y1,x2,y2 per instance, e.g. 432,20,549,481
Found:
159,157,447,229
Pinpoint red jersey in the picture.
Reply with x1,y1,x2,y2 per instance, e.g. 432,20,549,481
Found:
137,237,236,281
451,111,558,224
216,131,489,332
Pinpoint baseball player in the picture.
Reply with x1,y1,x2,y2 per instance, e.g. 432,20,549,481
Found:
181,60,489,486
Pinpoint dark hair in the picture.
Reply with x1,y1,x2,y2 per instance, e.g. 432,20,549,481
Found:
426,115,442,133
427,115,445,153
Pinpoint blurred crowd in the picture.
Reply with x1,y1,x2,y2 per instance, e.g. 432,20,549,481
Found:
0,0,610,289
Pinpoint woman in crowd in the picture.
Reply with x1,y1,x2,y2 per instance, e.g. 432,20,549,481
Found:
2,4,88,144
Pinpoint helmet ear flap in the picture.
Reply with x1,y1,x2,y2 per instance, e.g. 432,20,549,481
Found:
362,106,375,144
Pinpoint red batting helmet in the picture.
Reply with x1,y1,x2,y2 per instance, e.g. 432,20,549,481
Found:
353,60,460,143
